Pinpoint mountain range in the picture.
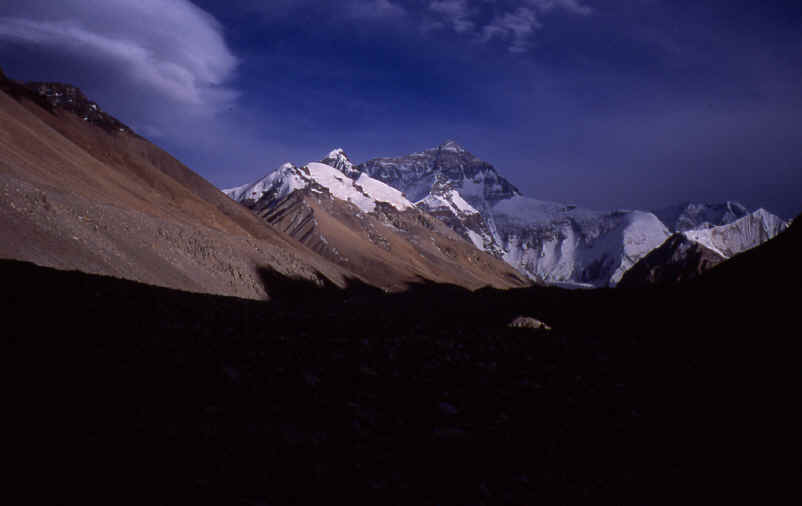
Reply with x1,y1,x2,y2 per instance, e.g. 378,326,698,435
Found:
226,141,789,288
0,66,791,295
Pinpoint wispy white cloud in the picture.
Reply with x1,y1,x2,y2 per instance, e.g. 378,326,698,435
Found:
0,0,238,112
429,0,475,33
427,0,593,53
482,7,542,53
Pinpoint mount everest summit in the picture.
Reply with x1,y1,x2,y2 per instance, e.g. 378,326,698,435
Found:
225,141,788,287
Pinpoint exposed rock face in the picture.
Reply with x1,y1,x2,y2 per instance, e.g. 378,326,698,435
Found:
357,141,669,287
25,81,132,134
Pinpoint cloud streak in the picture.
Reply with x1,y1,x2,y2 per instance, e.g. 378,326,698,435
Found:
427,0,593,52
0,0,238,112
429,0,475,33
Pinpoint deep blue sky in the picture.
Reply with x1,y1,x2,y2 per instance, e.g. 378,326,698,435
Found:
1,0,800,218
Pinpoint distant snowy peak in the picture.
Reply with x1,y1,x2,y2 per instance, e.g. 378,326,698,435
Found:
357,140,520,204
222,163,302,203
655,201,750,232
224,157,413,214
359,141,673,286
494,198,671,287
438,140,466,153
682,208,788,259
321,148,359,178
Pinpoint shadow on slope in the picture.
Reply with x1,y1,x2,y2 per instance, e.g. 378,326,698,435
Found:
6,214,800,505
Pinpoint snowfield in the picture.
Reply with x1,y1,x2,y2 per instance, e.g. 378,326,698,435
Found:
682,209,788,259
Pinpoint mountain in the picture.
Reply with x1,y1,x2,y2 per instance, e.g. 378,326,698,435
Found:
223,153,529,290
619,208,788,287
682,208,787,259
617,233,726,288
654,201,751,232
357,141,670,287
321,148,360,178
0,70,350,299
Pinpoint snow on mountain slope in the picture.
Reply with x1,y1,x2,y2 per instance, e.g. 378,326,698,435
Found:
304,162,377,213
223,163,303,203
354,172,413,212
682,208,787,258
321,148,360,178
224,156,414,214
654,201,750,232
417,188,479,217
493,198,670,286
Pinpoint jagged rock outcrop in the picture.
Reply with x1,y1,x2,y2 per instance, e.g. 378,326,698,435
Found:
25,81,133,134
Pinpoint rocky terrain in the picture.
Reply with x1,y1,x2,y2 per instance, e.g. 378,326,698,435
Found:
0,69,350,299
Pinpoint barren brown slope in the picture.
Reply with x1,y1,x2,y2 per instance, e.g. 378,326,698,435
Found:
253,187,530,291
0,73,349,299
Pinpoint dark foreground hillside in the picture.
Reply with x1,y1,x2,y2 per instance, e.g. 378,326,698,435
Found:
6,220,799,504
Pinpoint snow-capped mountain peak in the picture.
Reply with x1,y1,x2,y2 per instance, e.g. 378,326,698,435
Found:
682,208,788,258
654,201,750,232
321,148,359,178
438,140,465,153
222,162,303,203
224,157,412,214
